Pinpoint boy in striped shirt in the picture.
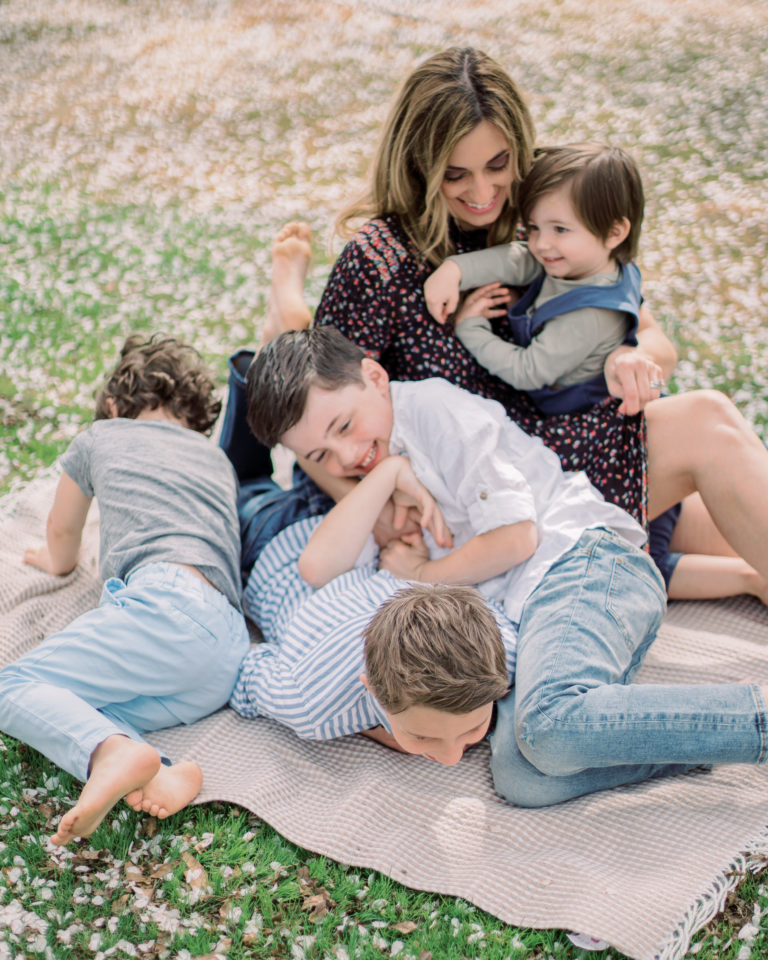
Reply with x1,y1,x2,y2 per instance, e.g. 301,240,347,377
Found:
238,326,768,808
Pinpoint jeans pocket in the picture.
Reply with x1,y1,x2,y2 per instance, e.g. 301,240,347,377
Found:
605,549,666,653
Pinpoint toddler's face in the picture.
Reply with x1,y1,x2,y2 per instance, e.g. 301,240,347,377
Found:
526,183,620,281
281,360,393,478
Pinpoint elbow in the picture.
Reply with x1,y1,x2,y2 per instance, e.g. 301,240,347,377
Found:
521,521,539,562
44,529,80,575
297,552,329,590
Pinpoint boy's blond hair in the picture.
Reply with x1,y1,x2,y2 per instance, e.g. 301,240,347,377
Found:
364,584,510,715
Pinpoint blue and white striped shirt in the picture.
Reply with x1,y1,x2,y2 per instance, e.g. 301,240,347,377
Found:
229,516,517,740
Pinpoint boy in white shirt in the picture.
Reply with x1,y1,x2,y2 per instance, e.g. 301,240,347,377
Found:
242,327,768,803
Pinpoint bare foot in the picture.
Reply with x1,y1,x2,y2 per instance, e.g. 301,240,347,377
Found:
125,761,203,819
50,736,161,846
263,221,313,341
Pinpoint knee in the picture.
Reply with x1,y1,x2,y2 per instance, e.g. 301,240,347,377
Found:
653,389,750,447
490,710,583,808
491,750,571,808
684,390,750,441
512,696,593,778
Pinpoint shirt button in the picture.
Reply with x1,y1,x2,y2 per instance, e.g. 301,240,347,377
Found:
479,491,488,500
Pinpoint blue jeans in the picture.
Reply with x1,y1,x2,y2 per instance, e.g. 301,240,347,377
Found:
490,528,768,807
0,563,250,781
219,349,333,580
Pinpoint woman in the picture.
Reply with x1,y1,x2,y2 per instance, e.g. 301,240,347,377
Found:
227,48,768,602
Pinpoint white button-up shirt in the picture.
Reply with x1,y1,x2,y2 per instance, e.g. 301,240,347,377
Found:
388,379,646,621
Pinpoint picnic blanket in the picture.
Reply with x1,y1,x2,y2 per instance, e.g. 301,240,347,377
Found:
2,470,768,960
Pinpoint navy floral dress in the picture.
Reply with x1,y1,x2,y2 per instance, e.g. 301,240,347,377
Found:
315,214,647,527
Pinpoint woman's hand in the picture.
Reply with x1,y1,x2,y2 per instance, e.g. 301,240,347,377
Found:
454,282,512,329
604,345,665,415
378,530,431,581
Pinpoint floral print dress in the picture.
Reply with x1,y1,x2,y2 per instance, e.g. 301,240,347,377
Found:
315,214,648,528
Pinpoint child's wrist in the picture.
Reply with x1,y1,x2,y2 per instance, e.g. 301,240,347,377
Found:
445,258,463,284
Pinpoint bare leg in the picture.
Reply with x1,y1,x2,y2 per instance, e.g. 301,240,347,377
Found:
668,554,768,605
50,736,161,846
124,760,202,819
670,493,738,557
645,391,768,579
263,222,313,342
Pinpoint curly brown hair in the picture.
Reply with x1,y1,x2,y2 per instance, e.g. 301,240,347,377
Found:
94,334,221,434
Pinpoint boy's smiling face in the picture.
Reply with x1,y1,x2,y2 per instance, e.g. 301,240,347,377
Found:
281,358,394,477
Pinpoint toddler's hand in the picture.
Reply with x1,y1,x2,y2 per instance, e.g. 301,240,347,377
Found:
424,260,462,324
454,282,511,329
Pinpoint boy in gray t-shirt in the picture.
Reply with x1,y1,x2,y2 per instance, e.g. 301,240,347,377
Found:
0,335,249,846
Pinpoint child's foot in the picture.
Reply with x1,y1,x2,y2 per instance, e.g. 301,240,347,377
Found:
263,221,313,341
124,760,203,819
50,736,161,846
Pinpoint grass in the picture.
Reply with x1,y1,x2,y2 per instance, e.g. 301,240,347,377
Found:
2,1,768,957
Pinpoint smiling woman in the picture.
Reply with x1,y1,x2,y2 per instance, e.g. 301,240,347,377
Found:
223,46,768,609
440,120,512,231
309,48,659,530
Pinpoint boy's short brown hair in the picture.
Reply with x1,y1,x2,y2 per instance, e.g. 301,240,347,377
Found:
364,584,510,715
246,327,366,447
94,333,221,434
519,142,644,262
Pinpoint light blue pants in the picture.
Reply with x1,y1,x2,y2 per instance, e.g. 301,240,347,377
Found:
490,528,768,807
0,563,250,782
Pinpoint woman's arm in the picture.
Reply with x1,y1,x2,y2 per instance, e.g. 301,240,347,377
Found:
604,304,677,415
314,222,401,359
378,520,538,585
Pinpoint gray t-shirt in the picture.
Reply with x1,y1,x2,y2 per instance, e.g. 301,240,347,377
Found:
61,418,242,611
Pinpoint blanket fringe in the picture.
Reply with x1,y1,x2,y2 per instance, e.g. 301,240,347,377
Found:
656,834,768,960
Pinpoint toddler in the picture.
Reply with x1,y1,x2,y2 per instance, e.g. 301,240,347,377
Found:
424,142,654,414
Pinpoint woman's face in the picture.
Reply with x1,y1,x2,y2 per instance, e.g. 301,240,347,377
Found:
440,120,512,231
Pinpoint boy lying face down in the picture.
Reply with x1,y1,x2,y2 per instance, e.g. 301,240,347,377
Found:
232,327,768,807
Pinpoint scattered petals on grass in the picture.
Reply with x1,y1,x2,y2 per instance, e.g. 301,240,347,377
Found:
2,3,768,960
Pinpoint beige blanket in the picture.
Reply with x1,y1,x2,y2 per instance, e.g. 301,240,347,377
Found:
3,472,768,960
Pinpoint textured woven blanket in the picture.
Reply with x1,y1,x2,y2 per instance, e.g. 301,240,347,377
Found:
2,472,768,960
